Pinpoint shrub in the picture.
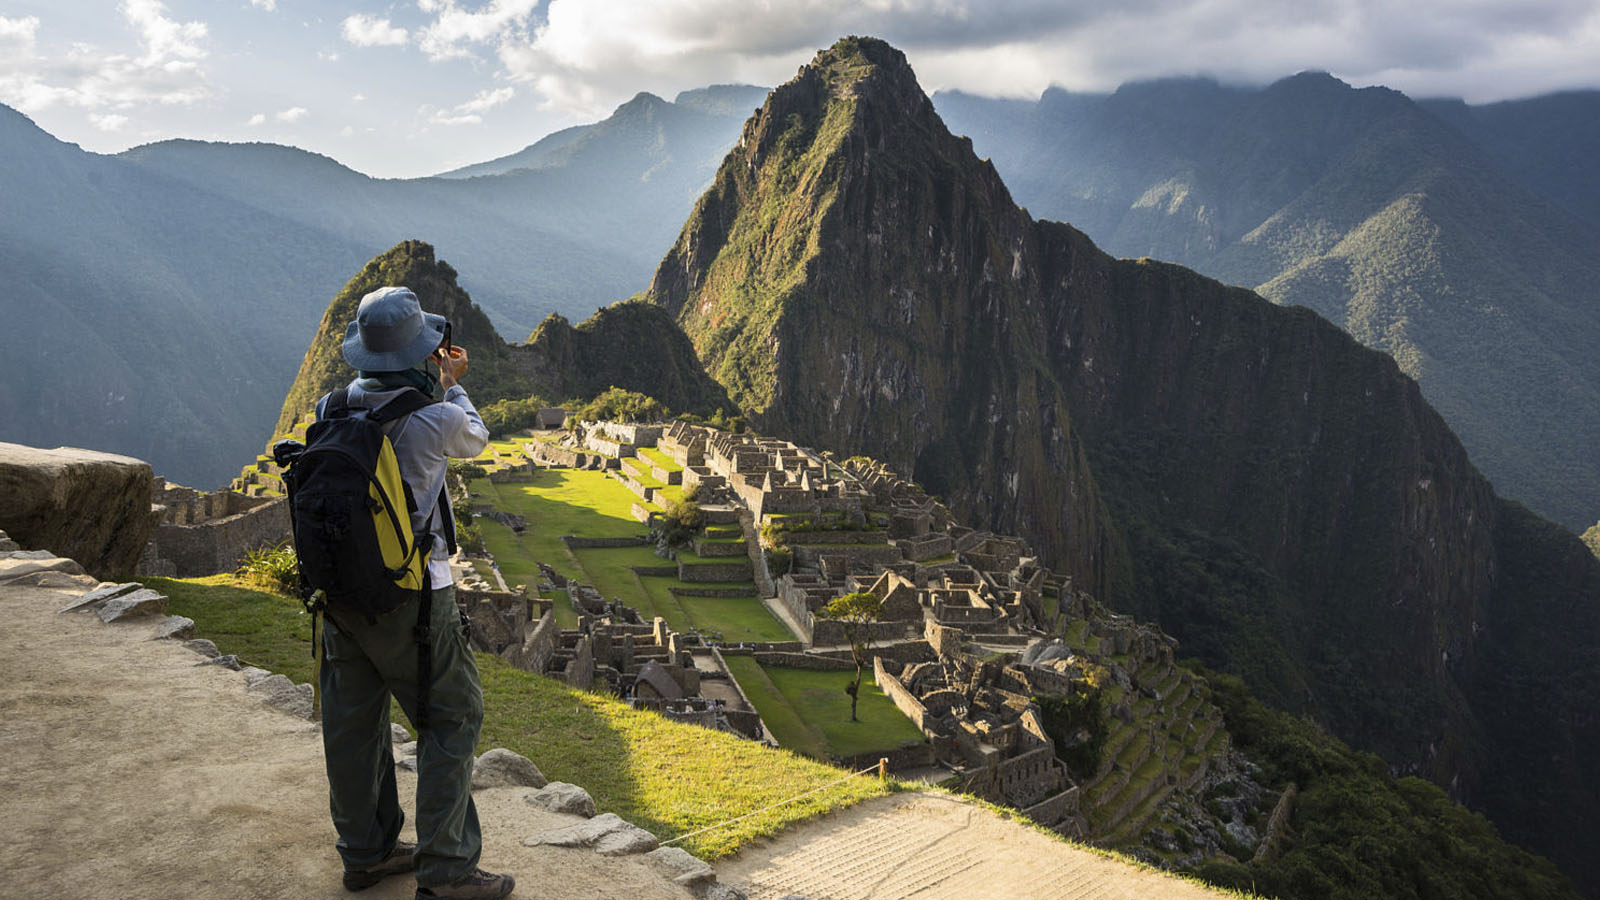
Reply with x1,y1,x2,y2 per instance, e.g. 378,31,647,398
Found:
237,539,299,596
577,386,668,423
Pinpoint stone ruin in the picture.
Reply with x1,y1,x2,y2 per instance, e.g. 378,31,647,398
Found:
139,478,290,577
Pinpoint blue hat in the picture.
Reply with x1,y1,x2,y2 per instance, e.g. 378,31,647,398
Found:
340,286,447,371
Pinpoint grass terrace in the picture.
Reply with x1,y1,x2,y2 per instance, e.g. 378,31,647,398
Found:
468,467,793,643
149,575,891,858
721,657,925,760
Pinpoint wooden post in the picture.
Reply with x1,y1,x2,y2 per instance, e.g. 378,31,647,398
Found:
879,757,889,782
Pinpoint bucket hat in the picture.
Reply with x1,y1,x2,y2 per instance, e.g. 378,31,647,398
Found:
341,286,447,372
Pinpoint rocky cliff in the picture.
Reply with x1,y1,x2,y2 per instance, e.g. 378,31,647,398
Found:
644,37,1600,890
276,240,730,432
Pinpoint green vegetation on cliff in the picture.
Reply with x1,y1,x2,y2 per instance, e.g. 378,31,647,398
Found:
1193,670,1575,900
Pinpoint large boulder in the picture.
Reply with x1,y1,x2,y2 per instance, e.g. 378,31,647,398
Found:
0,443,158,579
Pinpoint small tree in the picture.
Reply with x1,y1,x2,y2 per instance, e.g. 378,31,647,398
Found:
818,590,885,722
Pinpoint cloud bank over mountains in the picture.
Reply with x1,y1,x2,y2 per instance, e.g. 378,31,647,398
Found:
2,0,1598,177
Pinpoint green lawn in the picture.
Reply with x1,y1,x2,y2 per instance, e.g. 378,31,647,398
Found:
153,575,890,858
723,655,827,758
471,471,791,642
637,447,684,472
723,657,924,759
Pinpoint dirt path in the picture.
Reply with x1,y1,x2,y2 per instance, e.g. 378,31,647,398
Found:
0,576,697,900
1,564,1231,900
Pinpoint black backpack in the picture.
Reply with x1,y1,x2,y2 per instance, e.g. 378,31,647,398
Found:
274,387,457,730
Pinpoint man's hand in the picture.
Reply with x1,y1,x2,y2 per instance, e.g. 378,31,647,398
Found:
435,345,469,389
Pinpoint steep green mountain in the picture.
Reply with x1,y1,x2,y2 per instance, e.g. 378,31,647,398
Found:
275,239,729,432
933,78,1600,533
1,88,756,489
645,37,1600,892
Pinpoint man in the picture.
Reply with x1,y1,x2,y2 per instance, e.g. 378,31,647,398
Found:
317,286,511,900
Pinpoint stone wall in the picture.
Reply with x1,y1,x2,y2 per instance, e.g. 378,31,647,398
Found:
754,651,855,670
147,497,289,576
812,617,918,647
563,536,650,549
875,657,932,733
677,560,752,582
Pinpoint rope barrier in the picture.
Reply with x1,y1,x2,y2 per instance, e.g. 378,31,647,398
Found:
660,762,887,847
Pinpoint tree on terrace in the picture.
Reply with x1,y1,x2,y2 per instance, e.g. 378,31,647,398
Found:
819,590,885,722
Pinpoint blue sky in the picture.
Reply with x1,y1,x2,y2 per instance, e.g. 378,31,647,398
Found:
4,0,1599,179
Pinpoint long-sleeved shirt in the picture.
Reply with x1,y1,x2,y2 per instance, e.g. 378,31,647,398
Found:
316,380,490,587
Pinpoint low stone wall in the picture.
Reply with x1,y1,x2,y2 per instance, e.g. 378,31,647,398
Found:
488,468,534,483
562,536,649,549
528,442,594,470
791,543,904,569
668,586,753,598
777,529,888,545
631,565,679,577
682,467,725,492
836,741,937,773
692,537,747,558
812,618,917,647
678,560,752,582
1024,786,1079,826
754,651,854,671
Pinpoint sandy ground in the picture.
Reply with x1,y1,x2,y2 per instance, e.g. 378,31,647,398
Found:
718,792,1229,900
0,561,1230,900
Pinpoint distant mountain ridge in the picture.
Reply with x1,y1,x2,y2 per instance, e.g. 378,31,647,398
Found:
645,37,1600,893
932,75,1600,532
0,88,761,489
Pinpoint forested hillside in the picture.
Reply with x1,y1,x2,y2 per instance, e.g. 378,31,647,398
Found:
934,77,1600,532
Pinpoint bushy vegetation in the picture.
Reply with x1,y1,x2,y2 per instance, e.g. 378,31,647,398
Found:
1034,687,1107,780
235,539,299,596
1582,521,1600,559
576,386,669,423
1186,668,1577,900
478,394,553,436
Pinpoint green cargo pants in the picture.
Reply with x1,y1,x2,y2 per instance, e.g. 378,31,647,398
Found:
319,585,484,887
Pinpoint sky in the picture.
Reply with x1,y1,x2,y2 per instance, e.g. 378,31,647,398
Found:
3,1,1599,179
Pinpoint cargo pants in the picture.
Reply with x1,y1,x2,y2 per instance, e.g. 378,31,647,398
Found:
319,585,484,888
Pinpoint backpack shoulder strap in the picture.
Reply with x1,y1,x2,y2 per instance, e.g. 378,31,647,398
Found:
368,388,435,425
320,387,353,420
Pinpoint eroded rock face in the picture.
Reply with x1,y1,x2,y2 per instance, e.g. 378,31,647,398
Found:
0,442,158,580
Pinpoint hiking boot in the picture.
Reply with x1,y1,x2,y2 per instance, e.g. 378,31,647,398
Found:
415,868,515,899
343,841,417,891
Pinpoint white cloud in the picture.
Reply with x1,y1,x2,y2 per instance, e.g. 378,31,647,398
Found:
340,124,354,136
247,112,266,125
469,0,1600,119
0,15,39,43
275,106,309,122
426,85,515,125
318,49,340,62
417,0,539,60
89,112,128,131
341,14,409,47
0,2,211,115
351,92,366,102
250,0,278,10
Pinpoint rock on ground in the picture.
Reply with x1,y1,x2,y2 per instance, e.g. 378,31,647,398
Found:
472,748,546,790
0,442,159,579
524,782,596,818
